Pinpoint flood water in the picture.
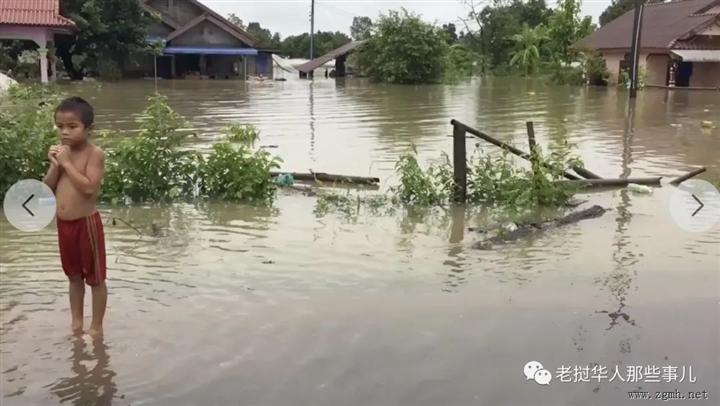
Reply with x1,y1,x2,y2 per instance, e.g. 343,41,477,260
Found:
1,77,719,405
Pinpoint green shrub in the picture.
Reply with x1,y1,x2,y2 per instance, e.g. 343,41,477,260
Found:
390,144,579,209
618,67,646,89
548,63,584,86
391,149,454,205
444,44,479,83
102,94,202,203
200,125,281,203
0,87,59,199
583,50,609,85
356,9,449,84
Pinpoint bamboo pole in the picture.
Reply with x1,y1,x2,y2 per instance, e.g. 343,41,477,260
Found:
450,119,582,180
670,167,706,186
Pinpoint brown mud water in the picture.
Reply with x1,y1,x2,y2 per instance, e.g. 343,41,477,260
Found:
1,78,718,405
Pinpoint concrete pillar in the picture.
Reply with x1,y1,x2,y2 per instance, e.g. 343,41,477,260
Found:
200,54,206,75
39,46,49,83
49,42,57,81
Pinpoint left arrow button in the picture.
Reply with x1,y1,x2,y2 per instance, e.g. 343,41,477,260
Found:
22,194,35,216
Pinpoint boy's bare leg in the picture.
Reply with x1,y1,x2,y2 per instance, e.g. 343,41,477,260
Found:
69,276,85,333
88,281,107,338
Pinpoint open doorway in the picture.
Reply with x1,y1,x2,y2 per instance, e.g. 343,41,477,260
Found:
674,61,693,87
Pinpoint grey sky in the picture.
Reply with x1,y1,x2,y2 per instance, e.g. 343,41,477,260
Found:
200,1,612,38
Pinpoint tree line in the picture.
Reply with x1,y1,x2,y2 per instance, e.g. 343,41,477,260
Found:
1,0,630,83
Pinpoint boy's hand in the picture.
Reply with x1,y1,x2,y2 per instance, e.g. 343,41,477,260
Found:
48,146,60,166
55,145,71,166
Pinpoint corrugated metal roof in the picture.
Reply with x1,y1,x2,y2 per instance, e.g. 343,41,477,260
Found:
0,0,76,28
297,41,365,73
579,0,719,50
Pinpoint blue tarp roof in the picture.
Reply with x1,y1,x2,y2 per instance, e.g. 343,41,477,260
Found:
163,47,258,56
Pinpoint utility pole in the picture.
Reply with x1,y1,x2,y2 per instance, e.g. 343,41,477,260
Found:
629,0,645,99
310,0,315,60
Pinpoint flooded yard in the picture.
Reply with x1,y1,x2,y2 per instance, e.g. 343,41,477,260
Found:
1,77,719,405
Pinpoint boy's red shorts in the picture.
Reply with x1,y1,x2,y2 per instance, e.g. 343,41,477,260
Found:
57,211,106,286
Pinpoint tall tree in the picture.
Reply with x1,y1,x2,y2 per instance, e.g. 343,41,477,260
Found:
58,0,154,80
547,0,594,64
442,23,459,44
350,16,373,41
280,32,350,58
510,24,548,75
246,22,281,49
227,13,245,30
599,0,663,26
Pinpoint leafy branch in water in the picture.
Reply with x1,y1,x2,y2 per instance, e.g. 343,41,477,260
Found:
200,125,282,203
314,143,581,219
103,94,202,203
0,86,60,199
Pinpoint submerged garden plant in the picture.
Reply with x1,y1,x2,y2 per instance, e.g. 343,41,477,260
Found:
103,94,202,203
0,85,59,199
314,143,581,220
200,125,282,203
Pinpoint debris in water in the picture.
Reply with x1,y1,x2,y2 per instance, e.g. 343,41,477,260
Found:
701,120,714,129
627,183,653,194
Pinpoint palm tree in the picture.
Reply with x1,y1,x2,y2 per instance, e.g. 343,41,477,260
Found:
509,24,548,76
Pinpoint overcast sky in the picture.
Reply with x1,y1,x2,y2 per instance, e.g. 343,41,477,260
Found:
200,0,612,38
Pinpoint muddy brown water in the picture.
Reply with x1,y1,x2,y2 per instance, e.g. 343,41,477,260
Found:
1,77,719,405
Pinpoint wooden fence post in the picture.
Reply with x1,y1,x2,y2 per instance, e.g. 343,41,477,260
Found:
526,121,539,177
452,121,467,203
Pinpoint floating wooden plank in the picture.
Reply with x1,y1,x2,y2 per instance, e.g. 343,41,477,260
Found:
670,167,706,186
474,205,607,249
270,171,380,184
557,177,662,188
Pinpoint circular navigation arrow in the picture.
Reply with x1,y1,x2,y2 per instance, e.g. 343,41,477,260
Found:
669,179,720,233
3,180,56,232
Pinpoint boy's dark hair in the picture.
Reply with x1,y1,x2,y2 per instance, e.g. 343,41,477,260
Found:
55,97,94,127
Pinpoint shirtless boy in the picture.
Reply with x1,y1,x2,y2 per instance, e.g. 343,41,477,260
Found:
42,97,107,338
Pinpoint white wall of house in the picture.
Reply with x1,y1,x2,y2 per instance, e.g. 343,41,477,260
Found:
601,52,625,84
601,51,671,86
645,54,670,86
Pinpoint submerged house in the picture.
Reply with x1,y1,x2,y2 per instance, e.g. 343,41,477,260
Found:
0,0,76,83
579,0,720,88
132,0,275,79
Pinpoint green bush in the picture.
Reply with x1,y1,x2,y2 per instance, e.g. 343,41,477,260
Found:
103,94,202,202
583,50,609,85
0,86,59,199
618,67,646,89
356,9,449,84
200,125,282,203
548,62,585,86
444,44,479,83
391,149,454,205
391,144,579,209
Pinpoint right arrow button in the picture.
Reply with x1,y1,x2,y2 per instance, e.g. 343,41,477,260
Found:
691,194,704,217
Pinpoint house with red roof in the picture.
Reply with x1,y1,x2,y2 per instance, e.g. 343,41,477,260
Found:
0,0,76,83
579,0,719,88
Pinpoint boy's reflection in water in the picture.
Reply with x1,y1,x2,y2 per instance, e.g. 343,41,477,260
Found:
50,335,118,405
